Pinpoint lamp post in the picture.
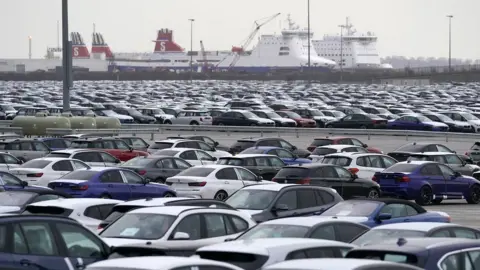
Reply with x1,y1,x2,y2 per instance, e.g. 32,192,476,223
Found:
28,36,32,59
189,18,195,81
339,25,346,83
62,0,71,112
447,15,453,72
307,0,311,70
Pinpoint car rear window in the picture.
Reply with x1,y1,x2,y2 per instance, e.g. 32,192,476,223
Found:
346,250,419,266
20,160,52,169
103,205,143,224
321,156,352,166
61,170,99,180
197,251,269,270
311,139,334,147
240,148,265,154
23,206,73,216
232,141,255,150
383,163,418,173
394,144,425,152
312,147,337,155
217,158,243,166
275,167,310,178
149,142,174,150
70,141,91,148
175,167,215,177
46,153,71,158
154,150,180,156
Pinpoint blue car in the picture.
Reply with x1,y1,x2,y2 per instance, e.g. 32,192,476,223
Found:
319,198,450,227
0,170,49,191
0,214,109,270
373,160,480,205
387,114,449,131
37,137,70,151
47,167,176,200
346,237,480,270
240,146,312,165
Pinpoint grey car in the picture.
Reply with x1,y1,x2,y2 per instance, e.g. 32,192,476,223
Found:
0,139,51,162
120,155,192,183
46,149,121,167
407,152,480,177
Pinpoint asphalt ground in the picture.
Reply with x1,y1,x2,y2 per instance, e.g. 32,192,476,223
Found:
130,130,480,227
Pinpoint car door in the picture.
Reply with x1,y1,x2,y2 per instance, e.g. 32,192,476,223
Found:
365,155,388,177
11,222,67,270
120,170,150,200
168,214,202,242
214,168,243,196
419,163,446,196
51,160,75,180
272,190,300,219
54,222,109,268
439,164,469,197
98,170,131,200
332,166,363,199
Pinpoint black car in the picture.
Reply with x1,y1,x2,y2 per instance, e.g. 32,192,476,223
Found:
225,184,343,223
325,113,388,129
0,189,71,214
98,198,235,230
387,142,455,162
113,107,156,124
251,110,297,127
217,154,286,180
117,136,150,152
212,110,275,126
120,155,192,183
465,141,480,165
229,137,311,158
166,135,229,152
423,113,474,133
272,164,381,199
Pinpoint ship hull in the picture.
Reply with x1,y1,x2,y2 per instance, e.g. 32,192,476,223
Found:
108,65,331,73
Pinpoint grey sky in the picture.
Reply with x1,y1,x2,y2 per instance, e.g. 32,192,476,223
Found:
1,0,478,59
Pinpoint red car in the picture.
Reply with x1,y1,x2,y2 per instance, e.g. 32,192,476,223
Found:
276,110,316,128
307,137,383,153
69,138,149,161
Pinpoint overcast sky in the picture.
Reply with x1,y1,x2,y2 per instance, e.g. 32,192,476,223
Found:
1,0,478,59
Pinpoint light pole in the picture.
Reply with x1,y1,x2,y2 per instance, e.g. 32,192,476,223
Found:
62,0,71,112
339,25,345,83
447,15,453,72
189,18,195,81
28,36,32,59
307,0,311,70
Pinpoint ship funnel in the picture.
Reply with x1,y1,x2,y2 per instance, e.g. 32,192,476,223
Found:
91,32,113,59
153,28,184,53
70,32,90,59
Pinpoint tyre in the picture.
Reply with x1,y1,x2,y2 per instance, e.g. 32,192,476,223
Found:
214,190,228,201
415,186,433,205
326,124,333,128
367,188,380,199
432,198,443,205
190,121,199,125
360,125,367,129
466,184,480,204
155,177,166,184
164,120,172,125
250,123,257,126
163,192,175,198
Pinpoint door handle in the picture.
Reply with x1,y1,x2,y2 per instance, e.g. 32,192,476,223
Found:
224,181,229,184
20,259,30,266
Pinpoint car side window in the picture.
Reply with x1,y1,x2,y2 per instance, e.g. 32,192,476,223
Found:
452,228,477,239
102,141,116,149
31,194,60,203
333,167,352,179
115,140,130,150
405,205,419,216
268,157,285,167
229,216,249,232
215,168,238,180
180,150,197,160
198,142,213,151
162,159,176,169
420,164,442,176
6,143,20,150
84,206,103,220
275,190,297,210
130,138,148,148
381,156,397,168
174,159,191,169
351,139,364,147
0,225,6,252
317,190,335,204
204,214,228,238
122,170,144,184
171,214,201,240
14,222,58,256
367,155,384,168
236,168,256,181
196,151,214,161
303,247,336,258
439,164,456,178
430,229,451,238
99,152,117,163
33,142,49,152
74,152,100,163
279,140,293,150
56,222,104,258
52,160,74,171
335,224,369,242
72,160,90,170
310,225,336,240
0,173,22,185
2,154,19,164
100,170,124,183
379,204,408,218
437,145,452,153
297,190,317,208
445,155,463,165
356,156,371,167
275,149,294,159
440,252,468,270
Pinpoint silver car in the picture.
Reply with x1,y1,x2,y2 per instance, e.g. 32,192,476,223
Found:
46,149,121,167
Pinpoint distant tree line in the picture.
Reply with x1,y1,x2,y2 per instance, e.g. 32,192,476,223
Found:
381,56,480,69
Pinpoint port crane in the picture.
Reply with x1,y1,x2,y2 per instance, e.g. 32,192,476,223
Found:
215,13,281,70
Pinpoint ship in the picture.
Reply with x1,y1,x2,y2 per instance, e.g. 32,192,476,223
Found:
312,17,393,70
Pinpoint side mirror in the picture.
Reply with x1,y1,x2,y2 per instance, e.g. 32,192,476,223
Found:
362,144,368,148
128,146,134,152
212,157,218,161
114,159,121,164
256,175,263,181
21,181,28,187
143,178,150,185
453,171,462,178
17,159,24,165
146,144,150,148
273,204,289,212
172,232,190,240
291,146,297,151
376,213,392,222
214,141,219,147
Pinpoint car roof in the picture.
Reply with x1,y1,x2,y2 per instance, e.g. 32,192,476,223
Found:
242,183,294,191
154,139,192,143
325,153,385,158
317,144,360,150
50,149,106,154
197,238,354,255
370,222,459,232
128,205,202,215
27,198,122,209
409,152,455,156
191,164,243,170
223,154,275,159
351,237,480,253
397,160,436,165
115,197,194,207
27,157,75,162
87,256,243,270
264,258,421,270
261,216,368,227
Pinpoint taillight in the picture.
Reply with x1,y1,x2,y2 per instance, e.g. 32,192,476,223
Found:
271,178,278,182
26,173,43,177
297,178,311,184
348,168,359,174
372,175,378,182
465,152,469,155
188,181,207,187
71,185,89,191
200,117,204,121
307,146,315,152
397,176,410,182
137,170,146,175
98,224,105,230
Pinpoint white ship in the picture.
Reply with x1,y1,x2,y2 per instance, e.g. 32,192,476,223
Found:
312,18,392,70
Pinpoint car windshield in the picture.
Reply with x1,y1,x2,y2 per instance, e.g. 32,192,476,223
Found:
70,141,90,148
266,112,282,118
127,109,143,116
149,142,173,150
122,157,152,167
61,170,98,180
383,163,418,173
154,150,180,157
312,147,337,156
282,111,302,118
175,167,215,177
226,189,278,210
416,115,431,122
462,113,479,120
217,158,243,166
0,191,34,206
394,143,426,152
321,201,380,217
100,213,176,240
321,156,352,166
310,110,325,116
20,160,52,169
237,224,310,240
240,148,265,154
351,229,426,246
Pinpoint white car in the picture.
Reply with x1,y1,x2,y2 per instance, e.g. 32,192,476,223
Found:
9,157,92,187
24,198,122,232
320,152,398,180
195,238,355,269
95,109,134,123
154,148,217,166
166,165,275,200
170,110,213,125
309,145,369,162
86,256,244,270
147,139,232,158
0,152,23,170
264,258,423,270
47,149,122,167
99,206,256,247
